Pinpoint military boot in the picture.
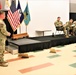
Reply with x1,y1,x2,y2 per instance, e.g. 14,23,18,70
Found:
0,61,8,67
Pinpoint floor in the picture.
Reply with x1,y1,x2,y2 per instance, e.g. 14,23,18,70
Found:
0,43,76,75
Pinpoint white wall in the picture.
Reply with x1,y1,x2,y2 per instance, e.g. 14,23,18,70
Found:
17,0,69,37
70,3,76,12
70,0,76,12
70,0,76,3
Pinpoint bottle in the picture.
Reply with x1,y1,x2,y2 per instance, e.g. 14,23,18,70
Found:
52,33,54,37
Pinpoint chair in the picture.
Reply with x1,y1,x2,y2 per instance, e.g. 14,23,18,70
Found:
55,26,64,35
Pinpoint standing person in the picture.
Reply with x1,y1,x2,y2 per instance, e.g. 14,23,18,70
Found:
0,10,11,67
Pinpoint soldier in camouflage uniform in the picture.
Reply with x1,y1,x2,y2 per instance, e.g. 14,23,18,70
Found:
54,17,63,30
64,19,74,38
54,17,67,37
0,11,11,67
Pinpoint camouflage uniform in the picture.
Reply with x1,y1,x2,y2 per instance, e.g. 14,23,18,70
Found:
54,20,67,35
0,20,9,62
54,20,63,30
73,21,76,35
64,21,73,36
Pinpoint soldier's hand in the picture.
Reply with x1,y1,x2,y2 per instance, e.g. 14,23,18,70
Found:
63,24,66,27
59,24,62,26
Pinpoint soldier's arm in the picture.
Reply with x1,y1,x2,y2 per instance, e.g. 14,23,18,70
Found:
54,21,58,27
59,21,63,26
0,24,10,36
61,21,63,25
66,22,68,25
65,22,68,26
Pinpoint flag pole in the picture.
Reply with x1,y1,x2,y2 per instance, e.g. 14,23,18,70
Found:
24,1,30,34
19,26,21,33
26,25,27,33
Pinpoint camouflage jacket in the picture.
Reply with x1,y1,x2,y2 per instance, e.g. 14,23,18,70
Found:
54,20,63,27
65,21,73,27
0,20,9,40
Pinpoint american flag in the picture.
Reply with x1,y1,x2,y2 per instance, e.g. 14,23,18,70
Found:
7,0,20,31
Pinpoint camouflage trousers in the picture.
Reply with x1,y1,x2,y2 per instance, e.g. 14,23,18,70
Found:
55,26,69,36
64,26,74,36
0,39,5,62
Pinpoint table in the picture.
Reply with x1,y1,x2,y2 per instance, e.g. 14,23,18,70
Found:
36,30,51,36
